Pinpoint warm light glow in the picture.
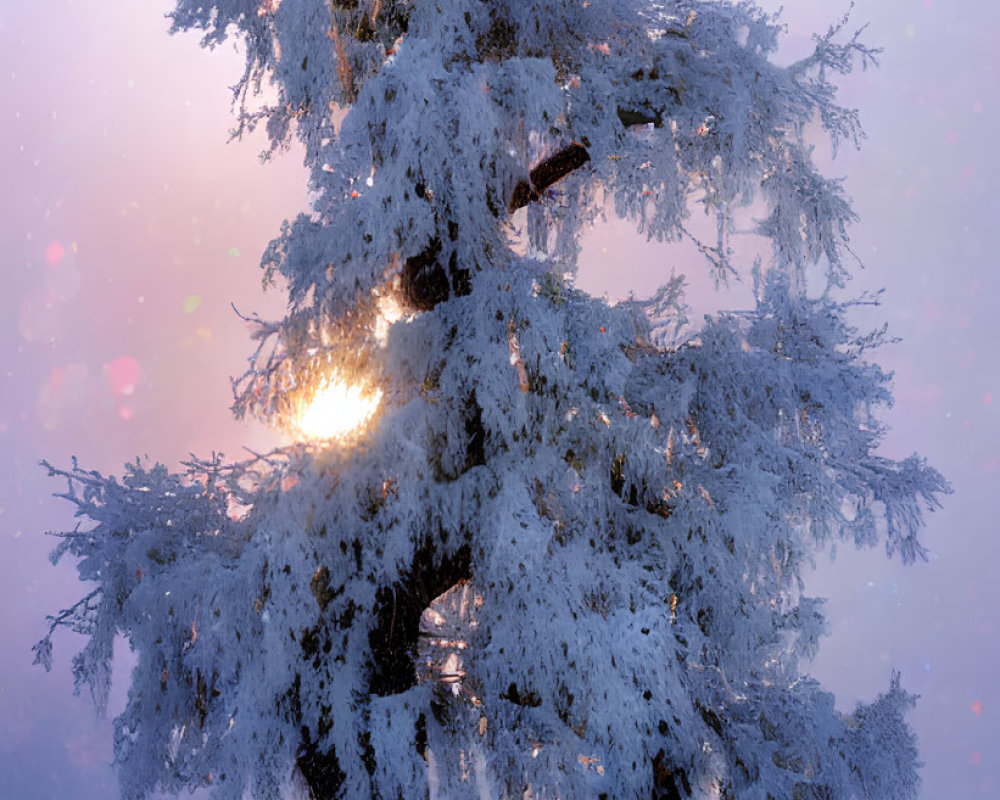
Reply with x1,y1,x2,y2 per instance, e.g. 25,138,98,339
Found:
256,0,280,17
374,293,406,347
294,373,382,441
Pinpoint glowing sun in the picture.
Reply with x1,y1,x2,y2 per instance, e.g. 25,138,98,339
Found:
293,374,382,441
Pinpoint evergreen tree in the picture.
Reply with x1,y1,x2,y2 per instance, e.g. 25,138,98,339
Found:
36,2,949,798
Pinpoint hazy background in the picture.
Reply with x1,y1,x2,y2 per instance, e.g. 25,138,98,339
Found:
1,1,995,797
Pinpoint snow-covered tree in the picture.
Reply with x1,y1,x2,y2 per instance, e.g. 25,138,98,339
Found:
36,2,949,798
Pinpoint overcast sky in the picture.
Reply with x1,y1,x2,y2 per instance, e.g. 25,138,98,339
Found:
1,1,996,797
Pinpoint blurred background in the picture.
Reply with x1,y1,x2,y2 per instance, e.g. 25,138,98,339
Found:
1,1,995,797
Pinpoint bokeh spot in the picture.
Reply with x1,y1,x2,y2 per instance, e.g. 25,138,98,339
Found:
105,356,141,397
45,240,65,265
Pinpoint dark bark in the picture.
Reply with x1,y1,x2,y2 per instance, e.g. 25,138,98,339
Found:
653,748,692,800
402,142,591,309
296,727,346,800
295,541,471,798
507,141,591,213
368,543,472,697
617,106,663,128
399,237,473,312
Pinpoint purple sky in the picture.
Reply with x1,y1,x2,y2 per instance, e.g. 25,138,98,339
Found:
1,1,996,797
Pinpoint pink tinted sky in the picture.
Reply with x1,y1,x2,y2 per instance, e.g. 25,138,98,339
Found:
1,1,997,797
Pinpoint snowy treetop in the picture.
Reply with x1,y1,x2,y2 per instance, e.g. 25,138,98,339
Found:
167,0,876,424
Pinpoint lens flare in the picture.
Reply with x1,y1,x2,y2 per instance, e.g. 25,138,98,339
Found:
294,373,382,441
